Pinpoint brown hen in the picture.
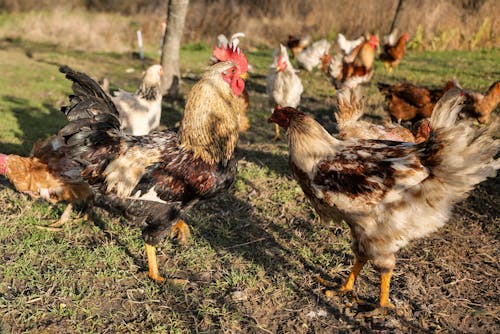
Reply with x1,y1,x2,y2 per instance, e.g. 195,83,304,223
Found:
379,32,409,73
0,136,92,228
377,81,454,123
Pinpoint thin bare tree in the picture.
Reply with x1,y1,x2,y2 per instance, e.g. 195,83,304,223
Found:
389,0,405,33
160,0,189,97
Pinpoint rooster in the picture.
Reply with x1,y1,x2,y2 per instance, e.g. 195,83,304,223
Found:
267,44,304,141
379,31,409,73
296,39,331,72
335,88,416,142
4,50,247,283
113,65,164,136
269,90,499,311
286,34,312,59
210,32,250,132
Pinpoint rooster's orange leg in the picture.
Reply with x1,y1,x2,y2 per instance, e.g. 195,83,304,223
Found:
145,243,165,283
145,241,189,285
169,219,191,245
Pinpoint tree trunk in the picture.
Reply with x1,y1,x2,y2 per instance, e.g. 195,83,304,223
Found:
160,0,189,97
389,0,404,33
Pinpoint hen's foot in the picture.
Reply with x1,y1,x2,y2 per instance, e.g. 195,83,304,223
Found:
169,219,191,246
316,276,365,304
36,203,73,231
356,303,396,318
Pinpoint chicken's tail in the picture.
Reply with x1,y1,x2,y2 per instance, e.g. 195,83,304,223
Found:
335,87,365,128
423,88,499,203
58,65,121,139
57,66,123,184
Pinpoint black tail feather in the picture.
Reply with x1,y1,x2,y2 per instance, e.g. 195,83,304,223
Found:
59,66,121,135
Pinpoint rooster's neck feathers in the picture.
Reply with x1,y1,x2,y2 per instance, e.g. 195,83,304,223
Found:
179,62,240,165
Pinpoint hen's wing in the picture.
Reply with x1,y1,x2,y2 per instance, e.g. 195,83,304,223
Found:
306,141,429,208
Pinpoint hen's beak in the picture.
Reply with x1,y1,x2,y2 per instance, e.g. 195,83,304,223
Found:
240,72,248,80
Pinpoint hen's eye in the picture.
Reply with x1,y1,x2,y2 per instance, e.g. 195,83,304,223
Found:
231,68,236,73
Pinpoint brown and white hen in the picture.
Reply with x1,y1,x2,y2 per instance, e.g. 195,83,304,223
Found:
269,89,499,311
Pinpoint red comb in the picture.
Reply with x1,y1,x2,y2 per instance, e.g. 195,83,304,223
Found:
212,45,248,73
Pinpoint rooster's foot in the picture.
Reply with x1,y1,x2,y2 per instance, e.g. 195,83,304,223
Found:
169,219,191,246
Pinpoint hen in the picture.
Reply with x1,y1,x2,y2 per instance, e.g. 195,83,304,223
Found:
337,33,365,56
335,88,416,142
320,52,373,89
377,81,454,123
296,39,331,72
0,136,92,228
267,44,304,141
286,34,312,59
113,65,164,135
269,90,499,310
379,31,409,73
211,33,250,132
344,34,378,70
460,80,500,124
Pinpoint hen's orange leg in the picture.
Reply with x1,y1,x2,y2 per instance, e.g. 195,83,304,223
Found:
48,203,74,228
379,269,395,309
317,257,367,300
145,243,165,283
36,203,73,231
340,257,367,292
169,219,191,245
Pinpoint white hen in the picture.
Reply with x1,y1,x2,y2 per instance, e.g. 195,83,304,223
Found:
267,44,304,140
337,33,365,55
113,65,164,136
295,39,331,72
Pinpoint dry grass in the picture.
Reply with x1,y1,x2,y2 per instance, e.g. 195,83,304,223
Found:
0,0,498,53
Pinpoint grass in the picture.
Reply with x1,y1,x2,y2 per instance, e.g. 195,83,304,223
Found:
0,37,499,332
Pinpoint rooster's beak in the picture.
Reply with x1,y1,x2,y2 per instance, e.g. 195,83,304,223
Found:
240,72,248,80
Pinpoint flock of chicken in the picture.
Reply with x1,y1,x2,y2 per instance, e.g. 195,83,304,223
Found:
0,30,499,314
